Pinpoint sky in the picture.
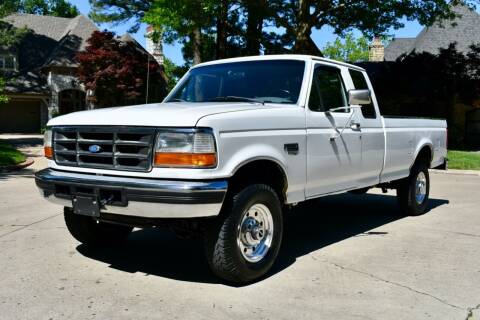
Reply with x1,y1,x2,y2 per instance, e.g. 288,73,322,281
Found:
71,0,424,66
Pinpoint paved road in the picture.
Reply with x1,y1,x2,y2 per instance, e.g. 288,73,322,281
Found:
0,151,479,319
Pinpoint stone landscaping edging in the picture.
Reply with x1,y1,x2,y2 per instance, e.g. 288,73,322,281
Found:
0,158,34,173
430,168,480,176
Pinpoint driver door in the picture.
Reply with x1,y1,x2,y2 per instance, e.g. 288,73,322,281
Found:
305,64,363,197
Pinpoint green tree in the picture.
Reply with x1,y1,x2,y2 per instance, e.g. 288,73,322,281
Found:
143,1,217,65
163,57,188,92
0,77,8,104
89,0,211,64
89,0,151,33
89,0,266,63
0,1,17,17
88,0,480,60
0,21,29,104
0,9,30,104
322,33,370,62
0,0,79,18
270,0,479,55
0,21,29,48
242,0,269,56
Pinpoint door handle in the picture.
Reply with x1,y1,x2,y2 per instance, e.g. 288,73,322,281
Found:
350,121,361,130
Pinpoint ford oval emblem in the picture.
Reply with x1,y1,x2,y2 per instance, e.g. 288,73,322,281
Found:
88,145,102,153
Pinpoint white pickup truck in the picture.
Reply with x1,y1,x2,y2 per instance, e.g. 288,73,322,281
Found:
36,55,447,283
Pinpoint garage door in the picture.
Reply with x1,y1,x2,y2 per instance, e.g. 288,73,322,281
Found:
0,100,41,133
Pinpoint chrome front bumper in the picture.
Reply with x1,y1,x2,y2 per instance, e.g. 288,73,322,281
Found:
35,168,228,218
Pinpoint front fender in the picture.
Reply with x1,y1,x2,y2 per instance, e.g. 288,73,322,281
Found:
218,138,306,203
223,143,288,178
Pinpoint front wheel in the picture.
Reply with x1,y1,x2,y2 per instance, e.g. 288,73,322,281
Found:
396,162,430,216
204,184,283,284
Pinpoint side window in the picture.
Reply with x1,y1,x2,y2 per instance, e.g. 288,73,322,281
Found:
309,66,348,112
348,69,377,119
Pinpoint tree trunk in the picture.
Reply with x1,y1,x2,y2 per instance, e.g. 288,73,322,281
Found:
192,27,202,65
245,0,266,56
216,0,228,59
292,0,322,56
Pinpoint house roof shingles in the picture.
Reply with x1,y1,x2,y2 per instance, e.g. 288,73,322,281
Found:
44,15,98,68
385,4,480,61
384,38,416,61
1,13,99,94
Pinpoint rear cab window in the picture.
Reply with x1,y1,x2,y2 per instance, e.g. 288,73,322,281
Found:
348,69,377,119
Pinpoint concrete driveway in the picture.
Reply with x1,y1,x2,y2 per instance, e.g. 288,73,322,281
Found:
0,157,479,319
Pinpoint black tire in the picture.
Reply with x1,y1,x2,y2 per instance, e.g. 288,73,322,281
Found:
204,184,283,284
396,162,430,216
64,207,133,246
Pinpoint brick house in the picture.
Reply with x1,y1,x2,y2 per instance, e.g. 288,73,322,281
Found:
367,4,480,146
0,14,164,133
383,4,480,61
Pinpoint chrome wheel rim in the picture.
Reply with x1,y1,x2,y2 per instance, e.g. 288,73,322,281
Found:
415,171,427,205
237,203,274,263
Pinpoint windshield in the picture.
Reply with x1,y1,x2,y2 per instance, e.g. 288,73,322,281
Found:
167,60,306,104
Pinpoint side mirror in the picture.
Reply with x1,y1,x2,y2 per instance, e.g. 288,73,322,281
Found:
348,89,371,105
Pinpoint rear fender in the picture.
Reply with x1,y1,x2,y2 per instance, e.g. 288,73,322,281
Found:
411,139,433,169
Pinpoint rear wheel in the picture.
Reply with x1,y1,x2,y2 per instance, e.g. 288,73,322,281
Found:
204,184,283,284
64,207,132,246
396,162,430,216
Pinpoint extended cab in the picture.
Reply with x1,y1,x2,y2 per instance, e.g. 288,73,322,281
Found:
35,55,447,283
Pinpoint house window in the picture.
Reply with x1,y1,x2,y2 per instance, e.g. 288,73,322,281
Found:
0,55,17,70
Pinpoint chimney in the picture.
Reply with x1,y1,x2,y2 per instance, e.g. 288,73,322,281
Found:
145,25,164,65
369,37,385,62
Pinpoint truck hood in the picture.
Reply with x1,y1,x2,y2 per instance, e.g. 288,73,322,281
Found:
48,102,272,127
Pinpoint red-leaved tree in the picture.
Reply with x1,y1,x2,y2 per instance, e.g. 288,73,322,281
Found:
77,31,167,107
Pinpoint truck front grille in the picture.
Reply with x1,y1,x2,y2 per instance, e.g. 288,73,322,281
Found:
53,127,155,172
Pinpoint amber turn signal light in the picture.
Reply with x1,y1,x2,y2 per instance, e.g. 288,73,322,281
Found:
154,152,216,168
44,146,53,159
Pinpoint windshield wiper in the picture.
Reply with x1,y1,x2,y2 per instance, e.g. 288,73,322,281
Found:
208,96,265,105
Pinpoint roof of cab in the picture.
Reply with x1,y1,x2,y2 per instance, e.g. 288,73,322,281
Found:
193,54,366,72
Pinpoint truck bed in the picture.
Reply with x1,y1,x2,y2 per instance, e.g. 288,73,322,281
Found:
380,117,447,183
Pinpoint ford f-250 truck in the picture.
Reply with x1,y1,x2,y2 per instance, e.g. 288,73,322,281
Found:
35,55,447,283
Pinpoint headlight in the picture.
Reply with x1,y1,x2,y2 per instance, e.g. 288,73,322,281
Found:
43,129,53,159
154,129,217,168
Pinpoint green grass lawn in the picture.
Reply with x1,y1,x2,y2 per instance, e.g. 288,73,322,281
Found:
447,150,480,170
0,142,27,166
